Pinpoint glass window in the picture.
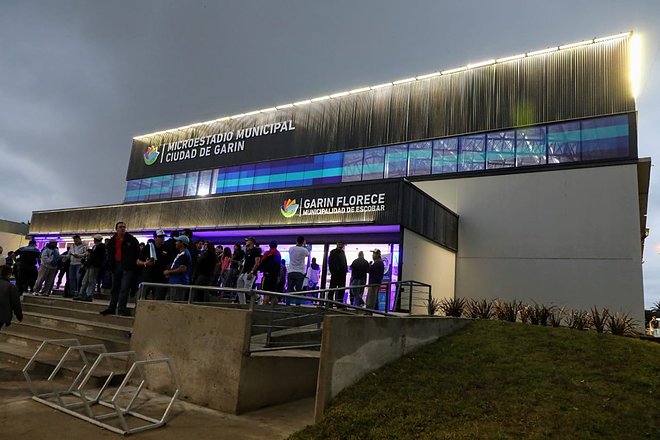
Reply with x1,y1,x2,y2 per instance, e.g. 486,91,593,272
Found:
432,138,458,174
516,127,547,166
285,158,306,187
236,164,255,192
159,174,173,200
458,134,485,171
548,121,580,163
148,176,163,201
407,141,432,176
385,144,408,178
362,147,385,180
319,153,343,184
486,131,515,169
342,150,364,182
198,169,213,196
580,115,629,161
138,178,151,201
303,155,324,185
184,172,199,196
172,173,187,198
124,180,140,203
253,162,271,190
222,166,240,193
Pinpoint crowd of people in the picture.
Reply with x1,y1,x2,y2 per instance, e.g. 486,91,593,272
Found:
0,222,388,317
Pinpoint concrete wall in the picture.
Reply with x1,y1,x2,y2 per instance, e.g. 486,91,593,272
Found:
401,228,456,313
314,315,469,421
131,301,251,413
414,164,645,323
131,301,320,414
238,353,319,413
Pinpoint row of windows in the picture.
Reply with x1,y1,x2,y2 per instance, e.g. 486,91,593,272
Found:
125,114,630,203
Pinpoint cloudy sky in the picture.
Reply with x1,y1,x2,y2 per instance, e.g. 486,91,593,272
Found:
1,0,659,304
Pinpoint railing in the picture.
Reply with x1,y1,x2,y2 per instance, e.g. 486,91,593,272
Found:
137,279,432,354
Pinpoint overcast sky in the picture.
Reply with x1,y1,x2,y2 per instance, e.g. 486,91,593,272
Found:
1,0,659,304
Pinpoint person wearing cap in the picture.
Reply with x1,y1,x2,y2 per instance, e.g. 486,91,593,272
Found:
236,237,261,304
33,240,60,296
328,241,348,304
137,229,170,300
100,221,140,316
258,240,282,305
76,235,106,302
164,235,192,293
366,249,385,310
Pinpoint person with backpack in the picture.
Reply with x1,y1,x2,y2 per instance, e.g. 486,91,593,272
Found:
258,240,281,305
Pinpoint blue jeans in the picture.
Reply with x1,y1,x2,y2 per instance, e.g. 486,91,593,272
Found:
68,265,82,295
286,272,305,305
350,277,366,306
109,267,134,312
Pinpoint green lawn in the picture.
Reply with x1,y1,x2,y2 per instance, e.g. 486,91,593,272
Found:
291,320,660,439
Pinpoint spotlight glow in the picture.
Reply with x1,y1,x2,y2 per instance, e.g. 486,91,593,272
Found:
630,33,642,99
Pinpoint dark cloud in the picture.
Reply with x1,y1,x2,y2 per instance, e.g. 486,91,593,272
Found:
1,0,660,303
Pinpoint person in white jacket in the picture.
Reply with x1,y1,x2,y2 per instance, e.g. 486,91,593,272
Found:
34,241,60,296
68,235,88,297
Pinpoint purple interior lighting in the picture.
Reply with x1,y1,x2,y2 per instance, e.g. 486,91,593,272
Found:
192,224,400,239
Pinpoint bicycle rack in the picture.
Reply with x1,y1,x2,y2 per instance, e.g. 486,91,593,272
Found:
23,339,180,436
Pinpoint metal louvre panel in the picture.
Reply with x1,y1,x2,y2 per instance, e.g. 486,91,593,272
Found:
368,87,391,146
387,83,411,144
125,40,635,181
408,79,430,140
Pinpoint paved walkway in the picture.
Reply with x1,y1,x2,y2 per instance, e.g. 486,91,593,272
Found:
0,378,314,439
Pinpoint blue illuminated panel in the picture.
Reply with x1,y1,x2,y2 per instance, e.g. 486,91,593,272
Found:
125,114,632,203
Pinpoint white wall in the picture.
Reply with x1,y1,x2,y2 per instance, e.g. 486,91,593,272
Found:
414,164,645,323
401,228,456,314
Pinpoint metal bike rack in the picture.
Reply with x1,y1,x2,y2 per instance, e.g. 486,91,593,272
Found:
23,339,181,436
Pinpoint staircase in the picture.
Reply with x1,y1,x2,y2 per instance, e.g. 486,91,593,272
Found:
0,294,134,382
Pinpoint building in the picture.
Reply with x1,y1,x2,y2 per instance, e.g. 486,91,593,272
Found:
0,219,30,255
28,32,648,320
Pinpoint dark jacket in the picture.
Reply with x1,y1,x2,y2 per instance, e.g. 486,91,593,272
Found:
88,242,107,268
0,277,23,326
194,248,218,279
328,248,348,275
350,257,370,280
17,245,40,269
368,259,385,285
107,232,140,271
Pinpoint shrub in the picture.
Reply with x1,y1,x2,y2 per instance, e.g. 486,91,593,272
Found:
567,310,590,330
493,300,521,322
519,304,532,324
590,306,609,333
439,297,466,317
534,303,555,326
607,312,636,336
549,307,565,327
426,297,442,316
466,298,494,319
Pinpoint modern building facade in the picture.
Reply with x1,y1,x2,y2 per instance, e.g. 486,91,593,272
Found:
29,32,648,319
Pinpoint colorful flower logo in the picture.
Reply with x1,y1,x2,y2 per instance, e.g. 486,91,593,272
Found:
280,199,299,218
143,145,160,166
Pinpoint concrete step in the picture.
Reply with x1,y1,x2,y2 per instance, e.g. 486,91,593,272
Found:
22,302,134,327
21,311,132,341
2,321,130,353
251,325,322,349
22,294,134,314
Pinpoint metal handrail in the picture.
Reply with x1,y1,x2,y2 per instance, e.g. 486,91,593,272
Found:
138,279,433,354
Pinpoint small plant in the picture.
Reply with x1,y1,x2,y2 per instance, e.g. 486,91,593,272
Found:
519,304,532,324
590,306,609,333
653,301,660,314
532,303,555,326
567,309,590,330
607,312,636,336
493,300,521,322
466,299,494,319
549,306,565,327
439,297,466,317
426,297,442,316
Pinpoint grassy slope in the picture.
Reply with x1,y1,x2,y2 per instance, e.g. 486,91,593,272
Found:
291,320,660,440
